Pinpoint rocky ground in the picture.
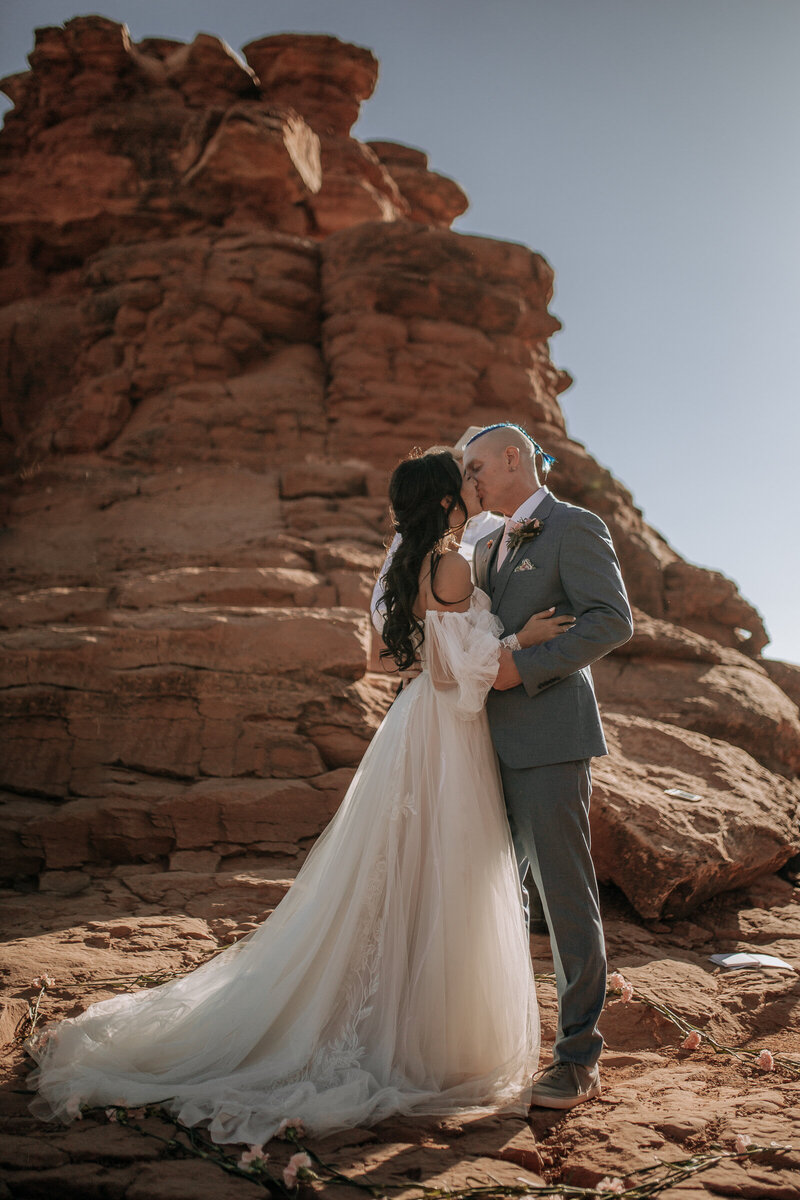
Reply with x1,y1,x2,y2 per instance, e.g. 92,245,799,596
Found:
1,864,799,1199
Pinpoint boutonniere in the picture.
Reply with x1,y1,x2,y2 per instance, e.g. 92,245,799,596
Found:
506,516,545,554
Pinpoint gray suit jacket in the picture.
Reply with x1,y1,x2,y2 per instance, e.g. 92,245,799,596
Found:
473,492,633,769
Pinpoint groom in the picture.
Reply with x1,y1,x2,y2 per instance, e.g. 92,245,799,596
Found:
463,423,633,1110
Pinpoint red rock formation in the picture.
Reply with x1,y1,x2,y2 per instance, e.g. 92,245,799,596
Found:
0,15,798,930
367,141,469,226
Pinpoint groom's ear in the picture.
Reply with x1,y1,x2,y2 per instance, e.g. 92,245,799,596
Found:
504,445,521,471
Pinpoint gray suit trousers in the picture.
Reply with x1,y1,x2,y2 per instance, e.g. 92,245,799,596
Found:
498,757,606,1067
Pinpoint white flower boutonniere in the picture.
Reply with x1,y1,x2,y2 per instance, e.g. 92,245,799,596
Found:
506,516,545,554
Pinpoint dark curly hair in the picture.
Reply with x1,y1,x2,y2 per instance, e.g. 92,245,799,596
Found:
380,451,469,672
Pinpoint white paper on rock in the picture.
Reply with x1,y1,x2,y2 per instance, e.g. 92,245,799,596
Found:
709,952,796,972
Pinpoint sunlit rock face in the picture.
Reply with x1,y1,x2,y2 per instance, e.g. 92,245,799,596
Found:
0,15,797,918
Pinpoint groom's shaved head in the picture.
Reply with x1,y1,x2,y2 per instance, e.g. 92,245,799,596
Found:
467,426,537,462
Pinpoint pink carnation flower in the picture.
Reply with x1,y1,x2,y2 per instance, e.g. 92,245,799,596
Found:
239,1144,268,1168
276,1118,306,1139
756,1049,774,1071
31,975,55,988
608,972,627,990
734,1134,752,1154
681,1031,702,1050
597,1178,625,1194
620,982,634,1003
283,1151,312,1188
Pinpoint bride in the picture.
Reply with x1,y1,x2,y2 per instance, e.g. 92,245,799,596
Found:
25,449,573,1148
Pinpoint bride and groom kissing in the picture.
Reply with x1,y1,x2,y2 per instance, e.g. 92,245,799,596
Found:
25,423,633,1146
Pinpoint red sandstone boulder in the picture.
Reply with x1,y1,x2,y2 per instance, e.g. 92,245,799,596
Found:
594,652,800,776
368,140,469,226
242,34,379,136
663,559,769,654
309,135,407,235
319,221,568,464
160,32,258,106
591,713,800,918
178,102,321,204
764,658,800,710
280,460,368,499
114,567,331,610
1,464,286,584
0,605,371,801
13,776,341,877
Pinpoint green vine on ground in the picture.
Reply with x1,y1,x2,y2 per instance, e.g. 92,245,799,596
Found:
74,1110,800,1200
16,965,800,1196
604,975,800,1078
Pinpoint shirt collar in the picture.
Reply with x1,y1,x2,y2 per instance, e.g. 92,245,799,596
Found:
506,485,549,526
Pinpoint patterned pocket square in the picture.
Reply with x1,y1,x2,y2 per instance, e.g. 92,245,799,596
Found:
514,559,536,572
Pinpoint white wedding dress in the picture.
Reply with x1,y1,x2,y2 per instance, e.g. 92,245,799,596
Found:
25,590,539,1147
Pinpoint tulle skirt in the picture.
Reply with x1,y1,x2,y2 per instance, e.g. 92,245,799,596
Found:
25,660,539,1147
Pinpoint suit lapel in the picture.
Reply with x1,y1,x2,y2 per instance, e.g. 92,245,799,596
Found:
487,531,503,582
475,524,504,591
491,539,524,608
491,492,557,609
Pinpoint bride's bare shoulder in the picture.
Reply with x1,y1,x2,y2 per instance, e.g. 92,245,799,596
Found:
425,551,473,613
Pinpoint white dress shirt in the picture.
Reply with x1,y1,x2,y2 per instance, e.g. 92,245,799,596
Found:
370,510,501,634
495,486,549,569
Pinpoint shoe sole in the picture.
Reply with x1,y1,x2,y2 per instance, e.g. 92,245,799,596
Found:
530,1083,601,1110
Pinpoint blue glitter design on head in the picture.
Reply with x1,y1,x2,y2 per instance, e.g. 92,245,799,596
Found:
464,423,556,471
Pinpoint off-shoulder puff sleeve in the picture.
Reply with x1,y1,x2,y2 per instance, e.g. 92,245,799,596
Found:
424,603,504,718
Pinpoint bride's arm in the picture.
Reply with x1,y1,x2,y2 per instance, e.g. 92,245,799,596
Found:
506,607,577,648
496,608,576,687
425,552,475,690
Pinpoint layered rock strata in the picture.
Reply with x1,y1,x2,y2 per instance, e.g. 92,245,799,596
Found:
0,16,798,921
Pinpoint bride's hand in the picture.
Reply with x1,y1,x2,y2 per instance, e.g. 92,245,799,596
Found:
516,607,576,647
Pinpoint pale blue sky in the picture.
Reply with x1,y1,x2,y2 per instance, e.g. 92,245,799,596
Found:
2,1,798,663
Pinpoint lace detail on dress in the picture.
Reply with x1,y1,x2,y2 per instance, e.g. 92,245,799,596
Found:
389,700,416,822
303,846,388,1089
391,792,416,821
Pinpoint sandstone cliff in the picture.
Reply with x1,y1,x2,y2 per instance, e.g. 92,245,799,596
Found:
1,15,798,927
